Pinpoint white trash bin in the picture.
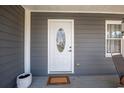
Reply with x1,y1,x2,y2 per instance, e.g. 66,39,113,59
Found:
17,73,32,88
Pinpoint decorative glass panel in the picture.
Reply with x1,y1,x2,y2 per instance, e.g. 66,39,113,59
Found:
56,28,66,52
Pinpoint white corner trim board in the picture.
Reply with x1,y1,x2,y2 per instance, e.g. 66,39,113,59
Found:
24,9,31,73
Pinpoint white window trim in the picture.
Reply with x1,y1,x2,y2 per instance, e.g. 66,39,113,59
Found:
105,20,122,57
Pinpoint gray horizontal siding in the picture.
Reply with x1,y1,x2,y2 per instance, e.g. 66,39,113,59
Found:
31,12,123,76
0,6,24,88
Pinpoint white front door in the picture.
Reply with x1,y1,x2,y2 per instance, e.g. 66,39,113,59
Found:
48,19,74,74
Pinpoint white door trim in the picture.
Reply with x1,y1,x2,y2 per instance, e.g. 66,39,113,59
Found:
48,19,74,74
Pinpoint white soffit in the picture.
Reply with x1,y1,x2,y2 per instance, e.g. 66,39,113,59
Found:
23,5,124,14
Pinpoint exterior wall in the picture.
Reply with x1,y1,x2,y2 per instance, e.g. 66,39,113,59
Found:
0,6,24,87
31,12,124,76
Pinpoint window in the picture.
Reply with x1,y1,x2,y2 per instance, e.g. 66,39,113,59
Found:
105,20,122,57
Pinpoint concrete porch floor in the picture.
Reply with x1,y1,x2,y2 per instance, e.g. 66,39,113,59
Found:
29,75,121,88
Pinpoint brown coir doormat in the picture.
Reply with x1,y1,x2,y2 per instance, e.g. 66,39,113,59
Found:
47,76,70,85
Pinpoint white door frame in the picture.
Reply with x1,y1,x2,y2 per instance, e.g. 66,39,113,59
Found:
48,19,74,74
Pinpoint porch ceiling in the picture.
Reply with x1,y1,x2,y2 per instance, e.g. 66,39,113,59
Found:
23,5,124,14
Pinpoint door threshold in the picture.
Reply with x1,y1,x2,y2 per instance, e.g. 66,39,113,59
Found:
49,71,73,74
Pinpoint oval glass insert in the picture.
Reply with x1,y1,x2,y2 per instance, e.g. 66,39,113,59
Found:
56,28,66,52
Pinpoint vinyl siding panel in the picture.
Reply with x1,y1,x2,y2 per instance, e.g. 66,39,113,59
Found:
31,12,124,76
0,6,24,88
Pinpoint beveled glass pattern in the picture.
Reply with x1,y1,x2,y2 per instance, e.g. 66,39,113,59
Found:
56,28,66,52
